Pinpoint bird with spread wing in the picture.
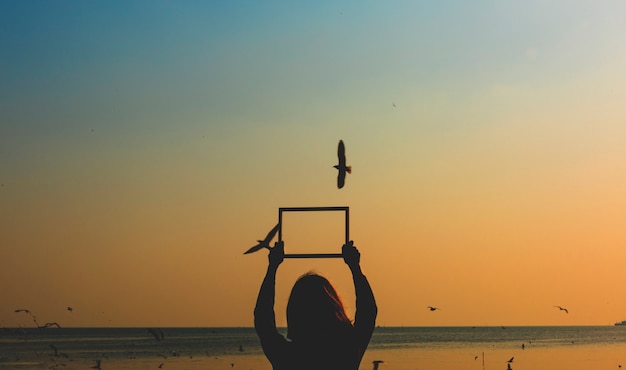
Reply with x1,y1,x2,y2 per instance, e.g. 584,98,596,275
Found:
244,223,280,254
333,140,352,189
554,305,569,314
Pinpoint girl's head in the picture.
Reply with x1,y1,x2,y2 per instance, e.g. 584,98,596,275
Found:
286,272,353,343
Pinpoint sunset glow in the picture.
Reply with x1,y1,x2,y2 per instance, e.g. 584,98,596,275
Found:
1,1,626,328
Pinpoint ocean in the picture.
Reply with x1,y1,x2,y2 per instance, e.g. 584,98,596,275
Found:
1,326,625,369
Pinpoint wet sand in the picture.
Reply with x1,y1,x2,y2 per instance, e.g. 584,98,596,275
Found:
7,343,624,370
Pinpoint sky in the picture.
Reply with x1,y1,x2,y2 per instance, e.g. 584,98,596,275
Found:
1,1,626,328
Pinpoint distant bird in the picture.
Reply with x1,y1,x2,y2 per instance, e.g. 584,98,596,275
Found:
15,308,40,326
554,305,569,314
372,360,385,370
506,357,514,363
91,359,102,370
243,223,280,254
147,328,164,341
427,306,440,311
39,322,61,329
333,140,351,189
49,344,69,358
392,102,397,108
66,306,73,312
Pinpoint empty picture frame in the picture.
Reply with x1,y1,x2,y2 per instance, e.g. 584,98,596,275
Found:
278,206,349,258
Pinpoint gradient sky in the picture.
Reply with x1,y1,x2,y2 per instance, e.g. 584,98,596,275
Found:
2,1,626,328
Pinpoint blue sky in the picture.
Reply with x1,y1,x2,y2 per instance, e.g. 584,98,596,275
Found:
2,1,626,327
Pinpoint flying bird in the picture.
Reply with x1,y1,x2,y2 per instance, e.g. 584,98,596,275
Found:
49,344,69,358
15,308,40,326
147,328,164,341
554,306,569,314
506,357,514,363
333,140,351,189
66,306,73,312
244,223,280,254
91,359,102,370
427,306,440,311
39,322,61,329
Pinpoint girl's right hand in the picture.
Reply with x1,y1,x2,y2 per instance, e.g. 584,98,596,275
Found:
269,241,284,267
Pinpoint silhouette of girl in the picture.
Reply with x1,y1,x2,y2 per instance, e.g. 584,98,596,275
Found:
254,240,377,370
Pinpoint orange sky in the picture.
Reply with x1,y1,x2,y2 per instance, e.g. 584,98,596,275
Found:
2,1,626,327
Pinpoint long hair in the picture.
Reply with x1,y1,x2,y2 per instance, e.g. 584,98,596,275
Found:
286,272,353,344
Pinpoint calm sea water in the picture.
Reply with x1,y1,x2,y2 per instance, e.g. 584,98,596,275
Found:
1,326,625,369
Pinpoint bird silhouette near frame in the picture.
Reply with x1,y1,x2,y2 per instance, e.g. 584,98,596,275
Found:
334,140,352,189
244,223,280,254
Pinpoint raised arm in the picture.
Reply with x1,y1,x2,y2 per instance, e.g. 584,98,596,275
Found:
254,241,286,362
342,241,377,351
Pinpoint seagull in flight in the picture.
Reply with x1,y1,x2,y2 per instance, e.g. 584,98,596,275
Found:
244,223,280,254
39,322,61,329
554,305,569,314
15,308,40,326
333,140,351,189
427,306,440,311
147,328,165,341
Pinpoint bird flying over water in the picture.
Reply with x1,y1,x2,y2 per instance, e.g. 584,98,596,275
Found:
244,223,280,254
39,322,61,329
333,140,351,189
147,328,165,341
554,305,569,314
15,308,40,326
